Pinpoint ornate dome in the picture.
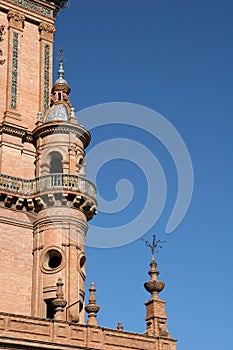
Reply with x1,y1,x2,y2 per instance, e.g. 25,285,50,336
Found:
45,104,69,123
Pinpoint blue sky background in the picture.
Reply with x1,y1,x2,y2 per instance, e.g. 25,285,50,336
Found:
54,1,232,349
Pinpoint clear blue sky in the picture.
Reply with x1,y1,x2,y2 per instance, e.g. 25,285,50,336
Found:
54,1,232,349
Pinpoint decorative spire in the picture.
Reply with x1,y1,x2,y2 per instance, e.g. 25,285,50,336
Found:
143,235,170,337
45,49,72,122
85,282,100,326
143,234,166,300
58,48,64,79
52,278,67,320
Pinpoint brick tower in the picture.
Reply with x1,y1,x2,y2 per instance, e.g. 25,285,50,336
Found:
0,0,96,323
0,1,177,349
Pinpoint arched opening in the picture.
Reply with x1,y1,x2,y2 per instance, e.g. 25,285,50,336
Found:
49,152,63,174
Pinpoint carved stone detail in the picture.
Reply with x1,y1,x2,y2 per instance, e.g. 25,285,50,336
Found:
39,23,56,42
8,11,25,30
0,49,5,65
0,25,5,42
0,25,6,65
0,188,96,220
39,23,56,34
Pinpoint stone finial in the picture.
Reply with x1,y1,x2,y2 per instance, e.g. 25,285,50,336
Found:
52,278,67,320
117,321,123,331
143,235,169,337
144,259,165,300
143,234,166,300
85,282,100,326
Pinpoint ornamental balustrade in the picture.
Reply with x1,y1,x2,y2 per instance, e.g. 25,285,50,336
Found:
0,173,96,199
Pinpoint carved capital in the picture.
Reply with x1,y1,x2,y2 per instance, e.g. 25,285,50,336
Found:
39,22,56,41
7,11,25,31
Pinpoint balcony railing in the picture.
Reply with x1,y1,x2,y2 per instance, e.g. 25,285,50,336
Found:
0,173,96,200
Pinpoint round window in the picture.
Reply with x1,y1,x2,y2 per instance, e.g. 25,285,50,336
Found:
47,250,62,269
40,247,65,274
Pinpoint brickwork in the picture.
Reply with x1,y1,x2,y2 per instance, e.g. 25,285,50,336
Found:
0,208,33,315
20,20,40,130
0,312,177,350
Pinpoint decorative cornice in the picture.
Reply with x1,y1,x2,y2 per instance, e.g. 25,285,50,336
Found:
32,122,91,149
0,191,97,220
0,122,33,141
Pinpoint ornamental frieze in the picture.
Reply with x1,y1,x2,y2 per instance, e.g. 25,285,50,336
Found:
8,0,52,17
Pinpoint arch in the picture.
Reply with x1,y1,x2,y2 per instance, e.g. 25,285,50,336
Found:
49,151,63,174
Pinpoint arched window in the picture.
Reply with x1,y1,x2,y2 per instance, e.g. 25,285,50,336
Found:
49,152,63,174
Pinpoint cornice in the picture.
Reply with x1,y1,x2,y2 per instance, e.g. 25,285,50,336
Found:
0,122,33,142
5,0,54,18
32,121,91,148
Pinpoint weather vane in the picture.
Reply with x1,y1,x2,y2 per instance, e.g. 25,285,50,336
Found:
142,234,166,259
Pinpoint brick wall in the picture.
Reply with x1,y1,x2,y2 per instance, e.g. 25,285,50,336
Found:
0,207,33,315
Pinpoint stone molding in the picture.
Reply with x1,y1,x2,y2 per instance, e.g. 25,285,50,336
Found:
0,215,33,228
32,122,91,149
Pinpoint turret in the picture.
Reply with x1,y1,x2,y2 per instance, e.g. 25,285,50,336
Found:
30,52,97,322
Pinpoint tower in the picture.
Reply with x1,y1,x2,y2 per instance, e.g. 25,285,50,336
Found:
0,1,177,349
0,0,96,323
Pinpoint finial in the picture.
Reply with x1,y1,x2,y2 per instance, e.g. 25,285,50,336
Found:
142,234,166,261
85,282,100,326
143,235,166,300
58,48,64,79
117,321,124,331
52,278,67,320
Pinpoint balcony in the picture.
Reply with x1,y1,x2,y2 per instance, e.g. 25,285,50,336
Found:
0,173,96,201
